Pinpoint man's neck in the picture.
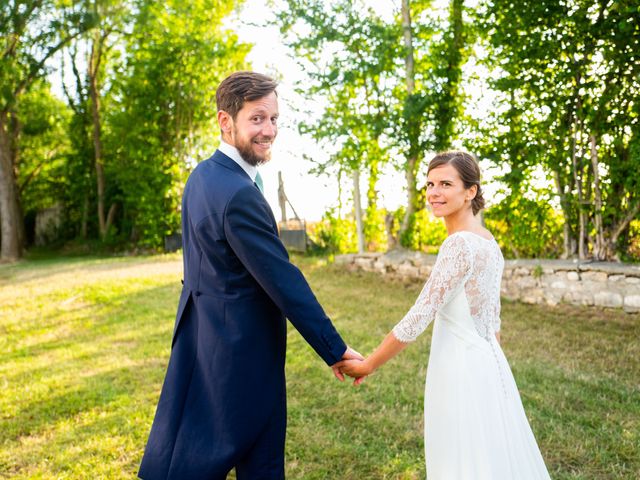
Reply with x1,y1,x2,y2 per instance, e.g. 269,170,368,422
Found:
219,139,257,181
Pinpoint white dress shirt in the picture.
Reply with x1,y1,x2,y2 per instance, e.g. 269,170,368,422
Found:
218,140,258,182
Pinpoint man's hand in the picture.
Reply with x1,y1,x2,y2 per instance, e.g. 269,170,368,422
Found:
331,346,364,381
336,358,372,385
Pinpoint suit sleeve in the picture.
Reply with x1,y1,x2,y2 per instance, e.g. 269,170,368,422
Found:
222,185,347,366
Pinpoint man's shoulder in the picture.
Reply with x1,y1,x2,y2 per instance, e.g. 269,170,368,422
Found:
185,152,253,207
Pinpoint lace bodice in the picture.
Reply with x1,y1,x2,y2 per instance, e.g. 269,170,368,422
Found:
392,231,504,343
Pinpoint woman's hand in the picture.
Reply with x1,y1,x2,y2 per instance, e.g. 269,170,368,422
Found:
336,358,372,386
338,358,374,381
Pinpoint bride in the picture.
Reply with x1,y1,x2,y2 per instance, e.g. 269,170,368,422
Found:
337,151,551,479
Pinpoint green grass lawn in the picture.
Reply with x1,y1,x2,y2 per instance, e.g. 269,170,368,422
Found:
1,253,638,479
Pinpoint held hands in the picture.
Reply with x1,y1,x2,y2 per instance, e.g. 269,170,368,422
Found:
331,346,364,381
331,346,372,386
336,357,372,386
331,332,408,386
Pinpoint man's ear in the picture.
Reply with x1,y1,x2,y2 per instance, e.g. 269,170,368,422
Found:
217,110,232,135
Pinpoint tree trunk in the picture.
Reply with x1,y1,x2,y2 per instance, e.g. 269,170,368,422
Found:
88,30,107,239
589,134,606,260
553,168,575,258
89,31,113,239
0,112,22,261
353,169,364,254
571,96,587,259
607,200,640,260
81,192,89,239
400,0,417,237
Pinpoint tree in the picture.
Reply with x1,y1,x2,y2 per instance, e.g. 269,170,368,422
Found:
278,0,468,247
60,0,130,240
15,82,71,245
0,1,95,261
475,0,640,260
107,0,249,246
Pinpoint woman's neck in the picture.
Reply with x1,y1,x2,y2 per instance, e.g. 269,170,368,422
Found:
444,208,478,235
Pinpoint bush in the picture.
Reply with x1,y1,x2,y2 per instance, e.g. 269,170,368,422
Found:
484,193,564,258
399,208,448,253
364,206,388,252
307,209,358,254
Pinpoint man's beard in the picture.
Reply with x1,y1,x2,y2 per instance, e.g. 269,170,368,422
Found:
234,129,273,166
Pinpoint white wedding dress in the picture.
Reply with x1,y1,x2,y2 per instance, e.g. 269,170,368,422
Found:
392,231,551,479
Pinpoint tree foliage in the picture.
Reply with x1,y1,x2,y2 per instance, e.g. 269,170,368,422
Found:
473,0,640,260
1,0,248,258
277,0,468,249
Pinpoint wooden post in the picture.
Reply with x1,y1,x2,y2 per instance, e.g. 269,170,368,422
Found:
278,171,287,223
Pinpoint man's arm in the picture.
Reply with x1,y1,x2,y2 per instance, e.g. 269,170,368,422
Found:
218,185,348,366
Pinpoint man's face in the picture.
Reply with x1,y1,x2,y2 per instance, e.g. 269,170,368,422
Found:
219,91,279,166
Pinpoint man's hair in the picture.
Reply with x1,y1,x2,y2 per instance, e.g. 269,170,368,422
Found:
216,71,278,119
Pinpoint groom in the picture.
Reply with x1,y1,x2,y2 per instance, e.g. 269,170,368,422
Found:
138,71,361,480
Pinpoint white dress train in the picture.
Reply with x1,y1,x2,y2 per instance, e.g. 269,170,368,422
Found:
392,231,551,480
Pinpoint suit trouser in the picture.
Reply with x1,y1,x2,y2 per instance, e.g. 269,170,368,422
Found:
232,394,286,480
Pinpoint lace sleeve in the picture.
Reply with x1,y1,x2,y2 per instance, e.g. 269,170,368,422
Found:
392,234,473,343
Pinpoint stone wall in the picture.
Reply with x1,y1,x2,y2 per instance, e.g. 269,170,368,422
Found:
335,251,640,313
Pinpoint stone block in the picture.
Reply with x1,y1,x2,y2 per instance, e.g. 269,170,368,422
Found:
567,271,580,281
522,289,544,304
608,275,625,283
593,291,623,308
545,296,560,306
515,276,537,289
397,263,420,278
563,291,594,306
418,266,433,278
580,271,608,282
355,257,374,269
334,254,353,265
514,267,530,276
625,277,640,285
623,295,640,310
372,261,387,273
550,281,567,290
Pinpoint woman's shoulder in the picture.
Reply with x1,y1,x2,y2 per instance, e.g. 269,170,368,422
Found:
448,228,495,242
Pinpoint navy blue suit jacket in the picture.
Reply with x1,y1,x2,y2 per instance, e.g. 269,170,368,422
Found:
139,150,347,479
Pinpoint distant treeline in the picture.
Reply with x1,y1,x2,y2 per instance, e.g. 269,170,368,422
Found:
1,0,638,262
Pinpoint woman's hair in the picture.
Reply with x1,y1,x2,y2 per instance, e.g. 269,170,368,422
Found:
216,71,278,119
427,151,485,215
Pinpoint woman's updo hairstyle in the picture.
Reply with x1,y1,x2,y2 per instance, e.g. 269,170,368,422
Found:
427,151,485,215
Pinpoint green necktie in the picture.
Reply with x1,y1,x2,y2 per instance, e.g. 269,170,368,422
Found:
254,170,264,194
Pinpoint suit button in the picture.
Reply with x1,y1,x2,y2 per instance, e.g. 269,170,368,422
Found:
193,291,201,297
181,279,184,285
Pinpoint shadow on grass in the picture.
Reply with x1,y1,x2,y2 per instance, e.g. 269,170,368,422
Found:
1,283,180,446
1,362,164,441
2,282,179,363
0,253,180,287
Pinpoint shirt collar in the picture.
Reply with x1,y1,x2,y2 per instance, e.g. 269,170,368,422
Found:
218,140,257,181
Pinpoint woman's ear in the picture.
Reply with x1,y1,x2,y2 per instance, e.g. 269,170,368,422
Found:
467,184,478,201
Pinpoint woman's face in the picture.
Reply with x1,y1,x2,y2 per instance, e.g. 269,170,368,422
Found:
426,164,475,218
